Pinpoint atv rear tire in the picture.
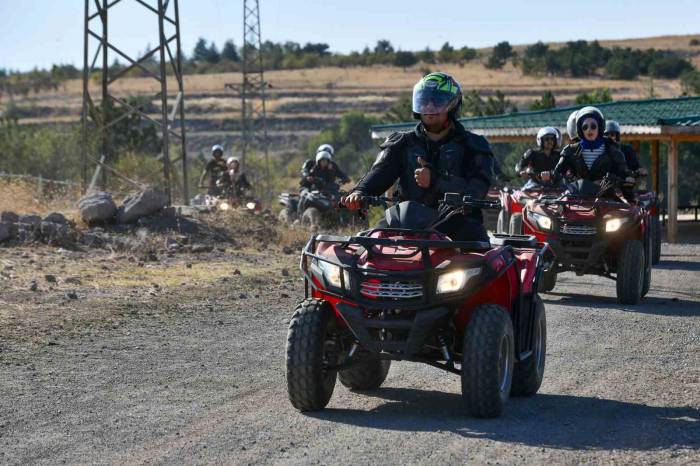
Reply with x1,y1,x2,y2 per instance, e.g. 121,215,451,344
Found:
461,304,514,418
497,209,508,234
642,230,652,297
286,299,337,411
509,213,523,235
538,268,557,293
651,215,661,265
616,240,645,305
511,296,546,397
301,207,321,228
339,355,391,390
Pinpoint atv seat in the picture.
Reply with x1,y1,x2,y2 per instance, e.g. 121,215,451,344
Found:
490,233,538,248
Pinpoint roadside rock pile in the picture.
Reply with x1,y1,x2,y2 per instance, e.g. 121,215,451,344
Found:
0,189,232,252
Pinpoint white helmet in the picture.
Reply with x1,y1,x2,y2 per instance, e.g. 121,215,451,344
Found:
536,127,559,148
316,144,335,156
566,111,578,140
315,150,332,163
227,156,240,165
211,144,224,155
575,106,605,139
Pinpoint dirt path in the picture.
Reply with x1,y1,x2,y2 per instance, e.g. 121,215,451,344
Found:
1,243,698,465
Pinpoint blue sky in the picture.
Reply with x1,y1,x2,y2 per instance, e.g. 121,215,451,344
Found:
1,0,699,71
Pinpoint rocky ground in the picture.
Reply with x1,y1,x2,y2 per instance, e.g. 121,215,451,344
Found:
0,236,698,465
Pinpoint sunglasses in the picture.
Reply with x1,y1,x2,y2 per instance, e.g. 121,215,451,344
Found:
582,123,598,131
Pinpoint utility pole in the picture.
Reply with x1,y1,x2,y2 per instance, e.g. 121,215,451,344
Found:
225,0,271,201
80,0,189,203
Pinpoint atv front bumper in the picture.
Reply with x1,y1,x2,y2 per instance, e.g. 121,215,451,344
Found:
335,303,449,356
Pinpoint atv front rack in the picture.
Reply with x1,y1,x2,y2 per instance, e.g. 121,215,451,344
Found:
300,229,544,310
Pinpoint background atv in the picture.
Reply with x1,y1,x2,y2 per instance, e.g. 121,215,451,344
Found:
285,194,552,418
498,171,564,235
523,174,652,304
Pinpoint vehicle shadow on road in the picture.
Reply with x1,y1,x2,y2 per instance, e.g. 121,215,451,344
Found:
542,292,700,317
312,389,700,451
654,260,700,272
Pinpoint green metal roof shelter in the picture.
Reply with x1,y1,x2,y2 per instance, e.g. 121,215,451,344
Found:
371,96,700,243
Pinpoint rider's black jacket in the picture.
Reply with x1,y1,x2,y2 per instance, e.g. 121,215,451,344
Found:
619,143,641,171
300,159,350,191
353,121,494,209
515,149,560,174
553,137,629,183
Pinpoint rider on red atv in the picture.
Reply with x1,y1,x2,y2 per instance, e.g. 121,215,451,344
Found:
548,106,634,195
604,120,661,264
498,127,563,234
343,72,494,242
516,127,561,187
300,145,351,193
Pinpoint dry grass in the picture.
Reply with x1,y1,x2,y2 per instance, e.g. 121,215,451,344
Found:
0,179,80,217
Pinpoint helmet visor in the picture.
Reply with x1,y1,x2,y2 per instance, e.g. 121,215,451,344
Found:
412,82,457,115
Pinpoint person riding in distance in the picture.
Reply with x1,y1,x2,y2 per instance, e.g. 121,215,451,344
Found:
547,106,634,193
342,72,494,242
199,144,228,196
221,156,252,198
604,120,647,177
300,144,350,193
516,127,561,188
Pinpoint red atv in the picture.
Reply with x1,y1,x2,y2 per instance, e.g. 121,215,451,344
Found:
285,194,552,418
523,174,652,304
498,172,564,235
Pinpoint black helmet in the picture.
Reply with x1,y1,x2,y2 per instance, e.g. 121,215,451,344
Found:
412,72,463,120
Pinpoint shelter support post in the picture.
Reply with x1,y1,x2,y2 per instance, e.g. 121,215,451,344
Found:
651,140,660,193
667,139,678,244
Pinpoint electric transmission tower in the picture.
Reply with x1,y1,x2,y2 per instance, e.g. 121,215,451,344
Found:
225,0,270,197
80,0,189,204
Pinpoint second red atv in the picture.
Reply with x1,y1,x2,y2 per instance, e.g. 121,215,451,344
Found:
522,174,653,304
497,172,564,235
286,194,552,418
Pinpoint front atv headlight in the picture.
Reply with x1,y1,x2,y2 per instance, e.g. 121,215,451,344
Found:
530,211,553,231
436,268,481,295
246,202,256,210
218,201,231,211
317,260,350,289
605,217,627,232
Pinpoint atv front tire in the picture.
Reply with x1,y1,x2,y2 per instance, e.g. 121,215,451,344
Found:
511,295,546,397
616,240,645,305
286,299,337,411
538,268,557,293
339,355,391,390
461,304,514,418
300,207,321,228
509,213,523,235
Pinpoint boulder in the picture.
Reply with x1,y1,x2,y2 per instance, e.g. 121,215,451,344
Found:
44,212,69,225
79,192,117,223
40,221,75,247
1,211,19,223
117,189,168,224
18,214,42,228
0,222,12,242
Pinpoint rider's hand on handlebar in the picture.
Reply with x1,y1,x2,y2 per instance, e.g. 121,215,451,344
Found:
519,170,530,180
624,176,636,187
541,171,552,182
341,191,363,210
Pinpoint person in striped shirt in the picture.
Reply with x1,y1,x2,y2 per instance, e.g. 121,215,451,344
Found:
548,106,632,191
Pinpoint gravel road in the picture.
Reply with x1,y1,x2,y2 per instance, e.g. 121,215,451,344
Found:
1,243,698,465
